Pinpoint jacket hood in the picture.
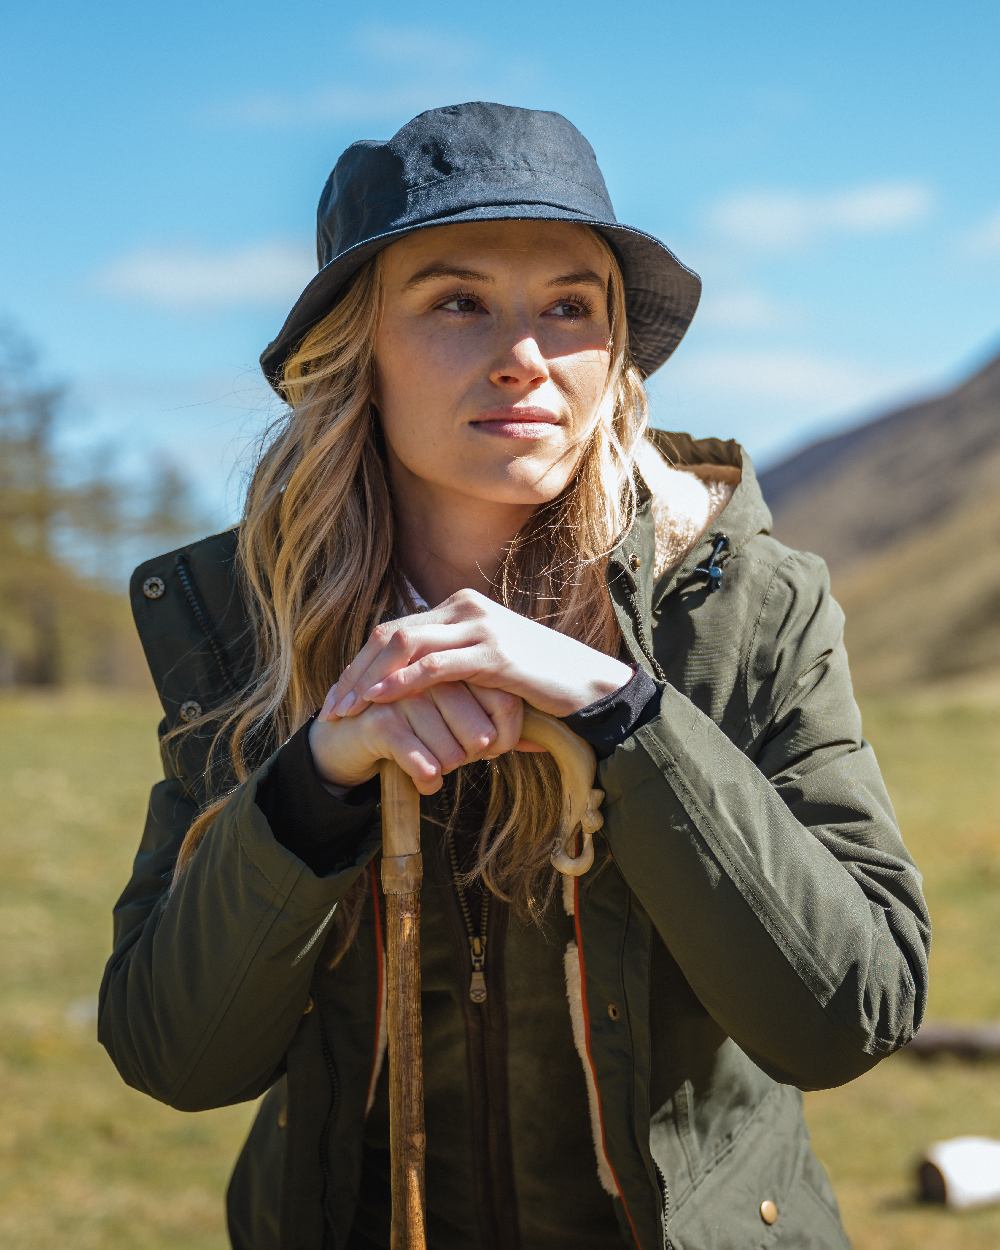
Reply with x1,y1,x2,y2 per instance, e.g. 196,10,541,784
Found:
623,429,774,613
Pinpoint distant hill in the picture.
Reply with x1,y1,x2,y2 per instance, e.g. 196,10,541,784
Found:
758,341,1000,694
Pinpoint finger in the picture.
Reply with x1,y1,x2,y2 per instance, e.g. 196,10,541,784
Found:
331,620,481,717
400,692,490,776
329,621,419,717
463,685,524,758
318,682,341,721
363,705,446,796
515,739,547,752
425,682,499,759
353,643,496,712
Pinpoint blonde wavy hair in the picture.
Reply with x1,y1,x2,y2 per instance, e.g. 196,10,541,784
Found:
166,226,650,961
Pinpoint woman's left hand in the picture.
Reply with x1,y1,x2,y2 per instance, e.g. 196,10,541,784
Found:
324,587,634,722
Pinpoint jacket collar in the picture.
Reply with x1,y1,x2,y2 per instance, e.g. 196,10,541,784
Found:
608,429,772,618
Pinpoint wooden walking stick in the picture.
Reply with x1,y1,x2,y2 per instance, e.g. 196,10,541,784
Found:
378,706,606,1250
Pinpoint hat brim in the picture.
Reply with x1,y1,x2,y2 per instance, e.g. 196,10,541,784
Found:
259,204,701,391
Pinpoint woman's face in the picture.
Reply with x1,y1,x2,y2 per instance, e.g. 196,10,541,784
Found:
372,219,614,514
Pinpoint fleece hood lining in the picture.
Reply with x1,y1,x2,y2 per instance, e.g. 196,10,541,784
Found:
634,437,740,580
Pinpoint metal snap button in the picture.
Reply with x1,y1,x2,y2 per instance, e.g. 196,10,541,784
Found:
759,1199,778,1225
628,553,641,571
607,1002,621,1021
178,700,202,722
142,576,165,599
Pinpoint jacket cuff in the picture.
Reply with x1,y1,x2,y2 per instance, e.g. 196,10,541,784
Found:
254,713,381,876
559,665,664,760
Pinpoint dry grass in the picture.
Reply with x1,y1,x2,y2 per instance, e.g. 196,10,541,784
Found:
1,686,997,1248
803,689,1000,1248
0,689,255,1249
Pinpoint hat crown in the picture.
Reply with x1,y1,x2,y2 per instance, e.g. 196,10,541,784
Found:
317,101,617,267
261,100,702,389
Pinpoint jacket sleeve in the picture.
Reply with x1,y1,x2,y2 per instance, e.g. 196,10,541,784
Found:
597,549,931,1091
97,718,382,1112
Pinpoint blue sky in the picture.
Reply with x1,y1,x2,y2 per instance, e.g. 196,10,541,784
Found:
3,1,999,541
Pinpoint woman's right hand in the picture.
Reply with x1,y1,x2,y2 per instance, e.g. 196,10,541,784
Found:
307,680,541,797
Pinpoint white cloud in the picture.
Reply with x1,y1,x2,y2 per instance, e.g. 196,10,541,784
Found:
352,22,481,70
213,83,447,127
209,24,499,127
94,241,314,309
669,348,916,410
961,206,1000,258
826,184,933,230
696,289,798,330
707,181,935,250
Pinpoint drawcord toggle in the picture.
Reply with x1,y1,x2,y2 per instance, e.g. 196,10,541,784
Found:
694,534,730,592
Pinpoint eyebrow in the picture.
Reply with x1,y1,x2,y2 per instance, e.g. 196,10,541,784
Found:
402,263,608,291
546,268,607,290
403,264,490,289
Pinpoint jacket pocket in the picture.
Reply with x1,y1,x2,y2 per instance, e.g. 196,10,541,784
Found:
664,1084,835,1250
772,1171,853,1248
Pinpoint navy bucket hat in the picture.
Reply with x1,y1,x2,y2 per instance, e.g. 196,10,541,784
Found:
259,101,702,390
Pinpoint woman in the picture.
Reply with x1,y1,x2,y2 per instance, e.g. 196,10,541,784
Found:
98,102,930,1250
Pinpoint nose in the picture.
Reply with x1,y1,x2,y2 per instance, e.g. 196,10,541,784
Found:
488,327,550,390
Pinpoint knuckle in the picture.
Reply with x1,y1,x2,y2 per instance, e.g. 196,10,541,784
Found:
421,652,444,675
452,586,483,611
367,703,398,739
494,690,520,717
372,623,394,645
389,627,411,652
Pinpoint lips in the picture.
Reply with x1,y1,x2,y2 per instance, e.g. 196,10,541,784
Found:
471,406,561,425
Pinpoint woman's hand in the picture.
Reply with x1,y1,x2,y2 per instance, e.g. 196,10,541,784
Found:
324,588,633,723
309,678,545,797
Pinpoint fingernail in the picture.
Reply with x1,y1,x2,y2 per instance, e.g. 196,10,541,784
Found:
363,681,384,698
333,690,357,716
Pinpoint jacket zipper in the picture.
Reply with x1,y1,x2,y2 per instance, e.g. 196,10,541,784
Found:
624,583,669,683
173,552,238,695
655,1160,673,1250
619,570,678,1250
316,1004,341,1250
442,817,519,1249
619,532,732,684
446,827,491,1002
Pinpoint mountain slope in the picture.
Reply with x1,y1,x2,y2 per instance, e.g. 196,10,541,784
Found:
757,340,1000,692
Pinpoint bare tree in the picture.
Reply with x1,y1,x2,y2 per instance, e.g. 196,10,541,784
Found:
0,321,209,687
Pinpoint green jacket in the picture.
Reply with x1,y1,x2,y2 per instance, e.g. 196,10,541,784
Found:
98,430,930,1249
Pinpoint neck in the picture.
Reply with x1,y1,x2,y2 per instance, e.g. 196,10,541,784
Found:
390,473,537,608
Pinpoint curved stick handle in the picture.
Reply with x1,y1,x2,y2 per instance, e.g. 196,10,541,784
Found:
380,707,604,879
520,706,604,877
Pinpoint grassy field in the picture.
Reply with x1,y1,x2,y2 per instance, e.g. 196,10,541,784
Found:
1,686,998,1248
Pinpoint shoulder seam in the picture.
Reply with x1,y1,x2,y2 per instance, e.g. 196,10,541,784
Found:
742,556,796,742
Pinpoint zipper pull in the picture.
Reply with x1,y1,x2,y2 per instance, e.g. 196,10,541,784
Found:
468,935,487,1003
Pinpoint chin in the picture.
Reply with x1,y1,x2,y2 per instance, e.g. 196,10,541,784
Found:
479,466,572,507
